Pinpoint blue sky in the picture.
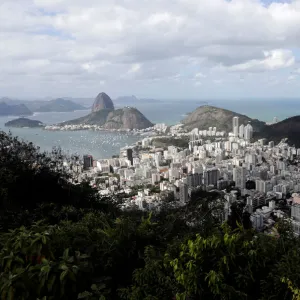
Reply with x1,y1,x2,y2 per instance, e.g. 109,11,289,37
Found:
1,0,300,100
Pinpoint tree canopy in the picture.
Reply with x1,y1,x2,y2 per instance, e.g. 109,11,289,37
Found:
0,131,300,300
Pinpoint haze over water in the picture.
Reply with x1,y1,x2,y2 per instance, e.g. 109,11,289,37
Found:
0,99,299,159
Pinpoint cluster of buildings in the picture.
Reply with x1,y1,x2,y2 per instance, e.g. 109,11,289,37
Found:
232,116,253,140
44,123,165,135
65,116,300,236
190,127,226,137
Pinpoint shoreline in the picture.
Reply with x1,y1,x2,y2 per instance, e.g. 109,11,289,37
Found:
44,123,162,136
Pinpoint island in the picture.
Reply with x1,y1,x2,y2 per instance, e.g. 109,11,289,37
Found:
5,118,45,128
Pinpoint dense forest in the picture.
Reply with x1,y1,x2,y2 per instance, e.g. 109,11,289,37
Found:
0,131,300,300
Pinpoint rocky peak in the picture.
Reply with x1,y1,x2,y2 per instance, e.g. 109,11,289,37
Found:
91,92,114,113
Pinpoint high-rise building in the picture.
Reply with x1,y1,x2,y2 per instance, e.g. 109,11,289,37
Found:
126,148,133,166
244,124,253,140
204,168,220,186
151,173,160,185
239,124,244,139
199,149,207,159
233,116,239,137
269,141,274,148
83,155,93,169
179,182,189,203
187,173,203,188
120,148,133,165
250,213,264,230
292,203,300,222
291,203,300,236
233,166,247,188
154,152,162,167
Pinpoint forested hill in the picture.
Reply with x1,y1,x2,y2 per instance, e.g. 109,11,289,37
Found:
182,105,266,132
0,131,300,299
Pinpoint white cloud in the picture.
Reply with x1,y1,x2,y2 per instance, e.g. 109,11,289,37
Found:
225,49,295,72
213,79,223,85
2,0,300,98
128,64,141,74
288,75,296,81
195,72,206,78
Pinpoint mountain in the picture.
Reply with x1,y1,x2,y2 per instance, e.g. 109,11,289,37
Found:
182,105,266,132
92,92,114,112
59,92,153,130
61,109,113,126
103,107,153,130
0,102,32,116
36,98,86,112
254,116,300,147
61,107,153,130
5,118,44,128
0,98,48,111
60,97,93,107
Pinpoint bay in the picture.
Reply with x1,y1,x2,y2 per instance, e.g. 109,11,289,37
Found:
0,110,142,159
0,98,299,159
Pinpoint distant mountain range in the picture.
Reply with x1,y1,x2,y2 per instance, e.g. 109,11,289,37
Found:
61,92,153,130
0,97,87,116
35,98,86,112
0,102,32,116
0,95,163,116
3,95,300,147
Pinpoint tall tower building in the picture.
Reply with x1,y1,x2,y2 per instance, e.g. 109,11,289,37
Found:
233,166,247,189
179,182,189,203
120,148,133,165
244,124,253,140
239,124,244,139
83,155,93,169
204,168,220,187
233,117,239,137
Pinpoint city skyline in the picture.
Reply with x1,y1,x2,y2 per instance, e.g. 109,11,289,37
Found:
1,0,300,99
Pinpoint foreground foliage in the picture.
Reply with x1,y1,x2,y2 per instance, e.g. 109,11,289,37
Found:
0,131,300,300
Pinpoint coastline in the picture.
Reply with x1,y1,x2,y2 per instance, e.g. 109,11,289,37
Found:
44,123,160,136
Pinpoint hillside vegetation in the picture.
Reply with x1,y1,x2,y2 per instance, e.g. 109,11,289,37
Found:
255,115,300,147
5,117,44,128
182,105,266,132
0,131,300,299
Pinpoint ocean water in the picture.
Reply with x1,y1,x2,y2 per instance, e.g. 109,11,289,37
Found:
0,99,299,159
0,110,142,159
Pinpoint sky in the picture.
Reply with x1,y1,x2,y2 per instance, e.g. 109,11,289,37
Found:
1,0,300,99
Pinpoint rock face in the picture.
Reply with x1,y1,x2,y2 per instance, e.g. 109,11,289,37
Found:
61,107,153,130
104,107,153,130
182,105,265,132
61,109,112,126
92,92,114,112
0,102,32,116
60,92,153,129
5,118,44,128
